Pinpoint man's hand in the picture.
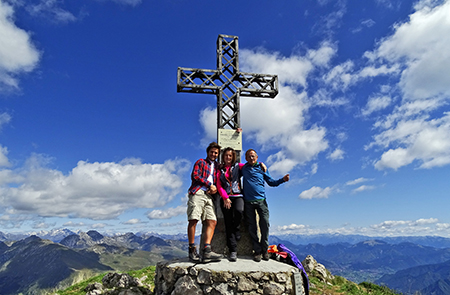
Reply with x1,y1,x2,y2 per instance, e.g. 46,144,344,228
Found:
207,184,217,194
223,198,232,209
283,174,290,182
260,162,267,172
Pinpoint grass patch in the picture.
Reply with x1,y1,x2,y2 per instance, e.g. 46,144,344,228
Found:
54,266,156,295
308,275,400,295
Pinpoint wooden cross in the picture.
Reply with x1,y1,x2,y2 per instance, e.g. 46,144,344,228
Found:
177,34,278,155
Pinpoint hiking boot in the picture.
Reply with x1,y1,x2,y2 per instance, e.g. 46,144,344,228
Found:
253,253,262,262
202,245,222,263
229,251,237,262
262,251,270,261
188,246,200,263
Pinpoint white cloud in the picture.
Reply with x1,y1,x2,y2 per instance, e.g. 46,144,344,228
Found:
0,112,11,131
32,221,55,229
273,218,445,237
323,60,356,91
92,223,107,229
123,218,144,225
328,148,345,161
371,218,438,229
200,44,337,175
362,0,450,170
352,185,375,194
362,95,392,116
0,155,190,220
310,163,318,175
240,49,314,87
26,0,77,23
63,221,86,227
0,145,11,167
375,0,450,101
346,177,372,186
372,113,450,170
147,205,187,220
277,223,308,231
299,186,332,199
0,1,40,90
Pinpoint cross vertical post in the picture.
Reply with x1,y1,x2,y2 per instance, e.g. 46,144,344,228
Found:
177,34,278,159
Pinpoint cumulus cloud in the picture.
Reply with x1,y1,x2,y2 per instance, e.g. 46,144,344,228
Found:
198,44,337,175
372,113,450,170
123,218,145,225
147,205,187,219
363,0,450,170
352,185,375,194
273,217,444,236
0,154,190,219
362,95,393,116
346,177,373,186
63,221,86,227
371,218,439,229
0,1,40,90
0,145,11,167
299,186,332,199
277,223,308,231
328,148,345,161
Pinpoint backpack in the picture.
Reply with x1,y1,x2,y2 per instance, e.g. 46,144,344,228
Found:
277,243,310,295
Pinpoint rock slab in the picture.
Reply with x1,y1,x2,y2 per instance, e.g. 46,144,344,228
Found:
154,257,305,295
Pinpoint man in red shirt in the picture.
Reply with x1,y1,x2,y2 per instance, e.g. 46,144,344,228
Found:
187,142,223,263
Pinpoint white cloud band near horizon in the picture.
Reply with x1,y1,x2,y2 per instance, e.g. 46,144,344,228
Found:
273,217,449,237
0,154,190,222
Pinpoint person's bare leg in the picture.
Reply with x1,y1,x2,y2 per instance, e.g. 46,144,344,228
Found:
188,219,198,244
203,219,217,244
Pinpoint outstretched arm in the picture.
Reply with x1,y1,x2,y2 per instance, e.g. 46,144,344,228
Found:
264,171,289,187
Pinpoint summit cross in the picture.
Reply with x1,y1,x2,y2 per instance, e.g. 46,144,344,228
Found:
177,34,278,156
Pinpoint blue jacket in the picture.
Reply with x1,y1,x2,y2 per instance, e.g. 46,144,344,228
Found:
241,163,285,202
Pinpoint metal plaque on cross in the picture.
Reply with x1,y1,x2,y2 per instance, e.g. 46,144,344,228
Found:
177,34,279,154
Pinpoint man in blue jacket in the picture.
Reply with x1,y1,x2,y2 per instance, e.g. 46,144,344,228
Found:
241,149,290,262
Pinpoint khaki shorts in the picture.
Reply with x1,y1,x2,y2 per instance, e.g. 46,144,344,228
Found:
187,190,217,221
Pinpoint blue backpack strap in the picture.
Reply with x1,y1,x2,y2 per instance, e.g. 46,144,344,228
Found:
278,243,310,294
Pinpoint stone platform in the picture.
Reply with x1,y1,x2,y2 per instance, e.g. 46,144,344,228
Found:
154,256,305,295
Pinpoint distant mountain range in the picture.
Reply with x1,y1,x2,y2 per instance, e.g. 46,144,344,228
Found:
1,230,450,294
3,229,450,248
0,235,112,294
271,233,450,248
0,231,186,294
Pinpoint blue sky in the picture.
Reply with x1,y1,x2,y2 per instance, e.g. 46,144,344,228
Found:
1,0,450,237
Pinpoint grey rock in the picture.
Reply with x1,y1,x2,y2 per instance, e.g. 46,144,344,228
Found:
213,283,233,295
197,269,212,285
275,273,287,283
237,275,258,292
171,276,202,295
263,281,285,295
102,273,139,289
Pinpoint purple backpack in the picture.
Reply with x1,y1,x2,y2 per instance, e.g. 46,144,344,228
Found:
278,243,310,294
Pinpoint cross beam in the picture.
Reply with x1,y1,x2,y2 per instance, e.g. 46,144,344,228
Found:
177,35,278,141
